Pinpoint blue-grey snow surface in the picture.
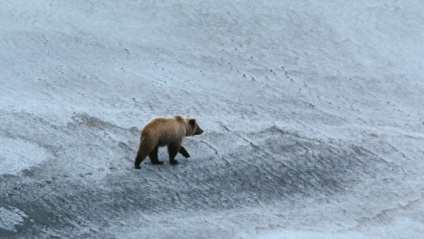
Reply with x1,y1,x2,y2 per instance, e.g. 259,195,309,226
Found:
1,1,424,238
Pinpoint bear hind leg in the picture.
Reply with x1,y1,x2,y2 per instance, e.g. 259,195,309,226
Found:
135,137,156,169
149,145,163,165
135,150,148,169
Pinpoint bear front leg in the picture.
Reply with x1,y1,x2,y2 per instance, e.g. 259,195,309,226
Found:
149,145,163,165
179,146,190,158
168,141,181,165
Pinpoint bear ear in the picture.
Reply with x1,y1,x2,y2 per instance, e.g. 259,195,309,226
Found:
189,119,196,127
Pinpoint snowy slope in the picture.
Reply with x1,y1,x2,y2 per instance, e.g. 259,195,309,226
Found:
1,0,424,238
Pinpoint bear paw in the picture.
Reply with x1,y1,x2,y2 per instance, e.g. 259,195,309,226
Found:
170,159,178,165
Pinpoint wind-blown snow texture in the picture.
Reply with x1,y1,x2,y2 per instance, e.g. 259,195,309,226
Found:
1,1,424,238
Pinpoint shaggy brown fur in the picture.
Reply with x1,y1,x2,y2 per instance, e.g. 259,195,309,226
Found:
134,115,203,169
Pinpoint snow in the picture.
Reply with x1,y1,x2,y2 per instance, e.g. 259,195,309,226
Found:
1,0,424,238
0,138,50,175
254,230,371,239
0,206,28,233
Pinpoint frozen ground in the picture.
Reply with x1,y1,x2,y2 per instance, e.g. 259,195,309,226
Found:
1,0,424,238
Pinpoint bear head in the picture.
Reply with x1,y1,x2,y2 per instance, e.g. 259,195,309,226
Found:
185,117,203,136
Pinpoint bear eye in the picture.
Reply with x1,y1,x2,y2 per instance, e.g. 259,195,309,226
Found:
189,119,196,128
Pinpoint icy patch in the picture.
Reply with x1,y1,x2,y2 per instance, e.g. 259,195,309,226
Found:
0,206,28,232
253,229,371,239
0,137,49,175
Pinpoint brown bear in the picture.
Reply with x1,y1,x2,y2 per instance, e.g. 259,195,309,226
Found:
134,115,203,169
